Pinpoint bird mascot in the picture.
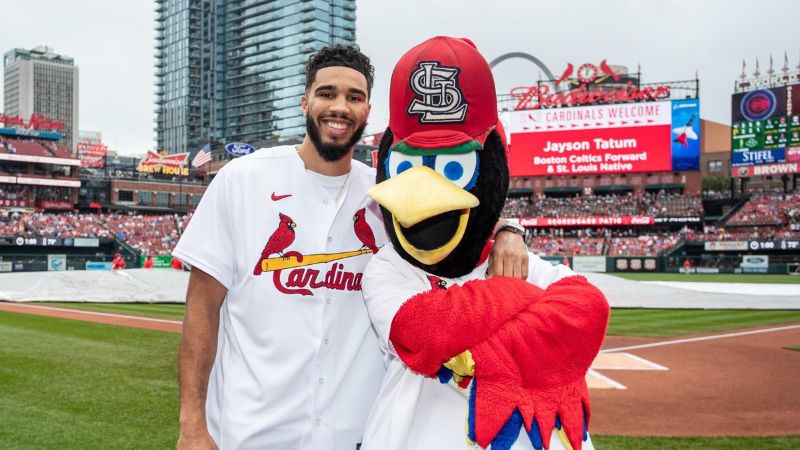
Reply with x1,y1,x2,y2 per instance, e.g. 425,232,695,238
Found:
359,37,610,450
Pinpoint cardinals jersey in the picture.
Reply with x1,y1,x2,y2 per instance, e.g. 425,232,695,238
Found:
172,146,388,450
360,244,594,450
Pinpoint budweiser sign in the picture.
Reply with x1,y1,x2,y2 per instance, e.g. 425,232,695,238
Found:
510,60,671,110
137,150,190,176
0,113,64,131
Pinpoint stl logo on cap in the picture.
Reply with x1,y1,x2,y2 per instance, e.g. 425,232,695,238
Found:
407,62,468,123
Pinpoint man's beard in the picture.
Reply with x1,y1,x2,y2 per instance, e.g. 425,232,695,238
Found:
306,114,367,162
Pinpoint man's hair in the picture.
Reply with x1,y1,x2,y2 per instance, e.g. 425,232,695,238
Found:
305,44,374,98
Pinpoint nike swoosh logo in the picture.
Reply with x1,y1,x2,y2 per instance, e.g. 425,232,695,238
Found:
271,192,292,201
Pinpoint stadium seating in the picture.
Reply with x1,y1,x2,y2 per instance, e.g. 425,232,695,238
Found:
727,192,800,226
502,192,703,219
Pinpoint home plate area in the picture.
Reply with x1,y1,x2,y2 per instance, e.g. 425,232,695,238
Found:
586,352,667,389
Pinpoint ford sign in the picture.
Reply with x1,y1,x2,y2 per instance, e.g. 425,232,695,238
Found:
225,142,256,157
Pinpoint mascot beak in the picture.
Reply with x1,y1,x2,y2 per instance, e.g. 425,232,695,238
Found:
368,166,479,265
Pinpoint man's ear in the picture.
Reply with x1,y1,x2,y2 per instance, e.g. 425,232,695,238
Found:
301,95,308,116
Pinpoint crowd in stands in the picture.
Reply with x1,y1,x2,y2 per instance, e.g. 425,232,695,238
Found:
605,233,681,257
26,212,113,239
0,211,192,255
727,192,800,226
524,228,682,257
2,190,797,260
502,191,703,219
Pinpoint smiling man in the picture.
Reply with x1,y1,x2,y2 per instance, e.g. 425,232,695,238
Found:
172,44,528,450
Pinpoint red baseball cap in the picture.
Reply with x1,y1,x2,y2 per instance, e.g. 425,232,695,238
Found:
389,36,498,150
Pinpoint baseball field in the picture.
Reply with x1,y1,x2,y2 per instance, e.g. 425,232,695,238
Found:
1,272,799,449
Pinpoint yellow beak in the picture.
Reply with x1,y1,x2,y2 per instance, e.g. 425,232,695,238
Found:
367,166,479,265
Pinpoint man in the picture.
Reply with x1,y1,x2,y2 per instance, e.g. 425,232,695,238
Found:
173,44,527,450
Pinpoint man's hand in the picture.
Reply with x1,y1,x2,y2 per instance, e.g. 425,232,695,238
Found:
487,226,528,279
177,426,218,450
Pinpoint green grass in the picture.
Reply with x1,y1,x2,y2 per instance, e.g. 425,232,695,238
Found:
2,309,799,449
39,302,185,320
32,303,800,339
611,273,800,284
0,311,179,449
607,308,800,337
593,435,800,449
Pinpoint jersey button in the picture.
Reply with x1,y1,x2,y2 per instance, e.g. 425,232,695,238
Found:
327,236,333,243
326,297,332,304
318,377,325,384
323,198,329,205
324,338,330,345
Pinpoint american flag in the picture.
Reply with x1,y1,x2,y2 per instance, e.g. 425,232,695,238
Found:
191,143,212,168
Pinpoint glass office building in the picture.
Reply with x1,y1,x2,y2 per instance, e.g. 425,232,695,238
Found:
155,0,357,155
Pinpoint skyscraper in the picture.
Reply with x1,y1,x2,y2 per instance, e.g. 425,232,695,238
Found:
154,0,357,156
3,46,80,151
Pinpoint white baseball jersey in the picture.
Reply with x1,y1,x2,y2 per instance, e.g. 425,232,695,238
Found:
173,146,388,450
360,245,594,450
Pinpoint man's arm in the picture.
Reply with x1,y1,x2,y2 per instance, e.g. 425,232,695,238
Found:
177,267,227,450
487,219,529,279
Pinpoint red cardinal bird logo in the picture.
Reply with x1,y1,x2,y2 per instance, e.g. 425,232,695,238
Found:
253,213,296,275
426,275,448,290
554,63,573,87
353,208,379,254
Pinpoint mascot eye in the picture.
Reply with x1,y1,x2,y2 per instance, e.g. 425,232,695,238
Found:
433,152,479,189
386,151,423,178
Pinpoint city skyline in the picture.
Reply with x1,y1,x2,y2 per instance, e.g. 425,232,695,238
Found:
0,0,799,156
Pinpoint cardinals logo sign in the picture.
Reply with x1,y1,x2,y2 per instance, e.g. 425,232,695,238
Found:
253,209,381,296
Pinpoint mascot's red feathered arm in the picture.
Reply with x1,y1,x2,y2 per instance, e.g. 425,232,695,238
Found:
389,275,609,450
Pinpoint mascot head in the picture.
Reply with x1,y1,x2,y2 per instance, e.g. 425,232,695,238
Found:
368,36,509,278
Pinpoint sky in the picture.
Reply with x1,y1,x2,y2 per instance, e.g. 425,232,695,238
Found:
1,0,798,156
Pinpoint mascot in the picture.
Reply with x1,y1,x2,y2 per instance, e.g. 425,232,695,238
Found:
360,37,610,450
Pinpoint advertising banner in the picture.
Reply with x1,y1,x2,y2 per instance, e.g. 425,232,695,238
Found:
137,151,190,176
572,256,607,272
732,161,800,178
654,216,702,224
139,254,174,268
0,261,12,272
86,261,113,270
704,241,749,251
670,99,701,170
732,148,786,167
71,238,100,248
519,215,654,227
47,254,67,271
741,255,769,269
508,100,699,176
